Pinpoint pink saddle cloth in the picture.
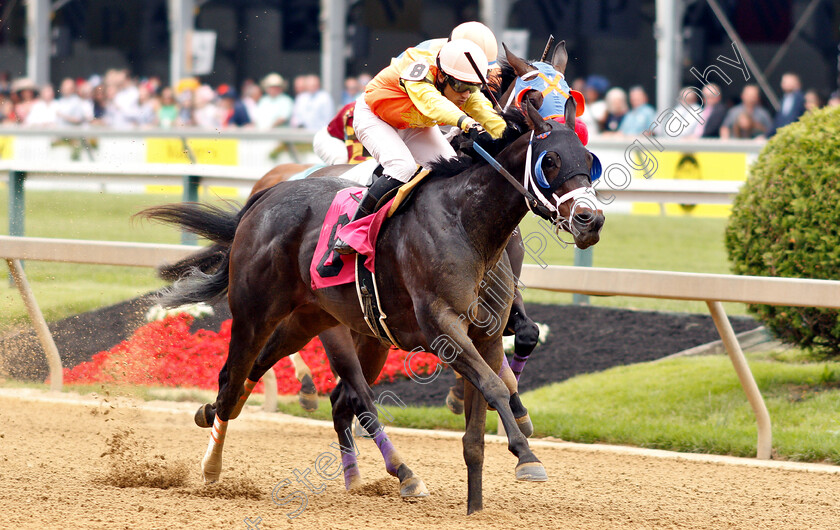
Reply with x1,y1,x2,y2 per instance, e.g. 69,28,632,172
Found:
310,187,395,290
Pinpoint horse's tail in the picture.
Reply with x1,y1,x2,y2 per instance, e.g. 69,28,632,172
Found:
136,190,270,307
157,243,226,281
136,201,243,246
156,252,232,308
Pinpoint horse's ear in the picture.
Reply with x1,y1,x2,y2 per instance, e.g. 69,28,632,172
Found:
552,40,568,75
564,93,577,132
523,95,552,134
503,43,534,77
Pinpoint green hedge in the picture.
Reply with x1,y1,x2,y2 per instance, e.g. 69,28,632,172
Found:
725,106,840,356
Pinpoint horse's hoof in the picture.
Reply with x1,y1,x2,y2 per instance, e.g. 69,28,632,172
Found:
345,472,364,491
298,391,319,412
194,404,214,428
201,456,222,484
298,374,319,412
516,413,534,438
399,476,429,498
515,462,547,482
445,388,464,415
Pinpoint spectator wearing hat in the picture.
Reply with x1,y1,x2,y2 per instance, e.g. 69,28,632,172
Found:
12,78,39,124
217,85,252,128
580,75,609,134
255,73,293,129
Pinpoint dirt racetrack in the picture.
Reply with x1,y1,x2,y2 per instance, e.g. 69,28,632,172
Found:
1,389,839,530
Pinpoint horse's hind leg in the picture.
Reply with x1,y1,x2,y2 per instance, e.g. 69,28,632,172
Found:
201,310,324,483
291,352,319,412
216,311,333,422
329,379,363,490
322,327,428,498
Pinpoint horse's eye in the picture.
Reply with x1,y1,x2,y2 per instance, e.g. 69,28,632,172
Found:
543,154,558,169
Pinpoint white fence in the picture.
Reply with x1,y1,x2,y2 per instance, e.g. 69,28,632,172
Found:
4,234,840,460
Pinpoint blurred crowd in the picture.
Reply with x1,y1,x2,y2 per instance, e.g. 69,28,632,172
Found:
573,71,840,140
0,69,374,131
0,66,835,140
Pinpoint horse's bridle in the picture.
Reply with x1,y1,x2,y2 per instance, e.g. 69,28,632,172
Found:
473,131,598,238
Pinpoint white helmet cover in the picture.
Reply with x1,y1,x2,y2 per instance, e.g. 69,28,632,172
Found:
437,39,488,84
450,21,498,65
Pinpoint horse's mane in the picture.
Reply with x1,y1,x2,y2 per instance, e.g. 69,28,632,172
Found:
491,58,516,103
426,106,530,180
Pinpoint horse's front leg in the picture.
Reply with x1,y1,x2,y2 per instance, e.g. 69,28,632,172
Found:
418,307,545,513
462,376,487,514
504,230,541,381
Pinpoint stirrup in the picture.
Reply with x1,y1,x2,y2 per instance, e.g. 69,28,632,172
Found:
333,238,355,255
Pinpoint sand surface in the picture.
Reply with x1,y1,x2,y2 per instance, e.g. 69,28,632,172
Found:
1,388,838,530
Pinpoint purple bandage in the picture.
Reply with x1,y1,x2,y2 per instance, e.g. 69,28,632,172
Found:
341,451,359,489
373,430,399,475
510,354,528,381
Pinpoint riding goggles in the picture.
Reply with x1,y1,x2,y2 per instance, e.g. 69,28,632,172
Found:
445,76,481,94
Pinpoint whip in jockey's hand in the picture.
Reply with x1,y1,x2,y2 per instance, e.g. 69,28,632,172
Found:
333,23,505,255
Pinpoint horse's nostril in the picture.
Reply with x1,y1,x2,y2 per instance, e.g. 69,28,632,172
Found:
574,210,594,224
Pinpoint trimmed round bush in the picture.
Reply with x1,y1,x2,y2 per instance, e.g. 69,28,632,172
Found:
725,106,840,356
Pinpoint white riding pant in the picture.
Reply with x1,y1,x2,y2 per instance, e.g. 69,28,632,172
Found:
312,126,348,165
353,96,456,183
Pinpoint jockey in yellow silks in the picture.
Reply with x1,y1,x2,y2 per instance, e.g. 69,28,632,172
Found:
333,36,505,254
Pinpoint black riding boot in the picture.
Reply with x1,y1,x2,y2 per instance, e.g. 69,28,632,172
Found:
333,174,404,254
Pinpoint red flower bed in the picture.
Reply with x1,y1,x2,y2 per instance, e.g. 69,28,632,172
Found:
62,314,442,395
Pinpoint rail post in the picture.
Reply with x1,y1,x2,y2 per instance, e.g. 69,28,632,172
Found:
706,300,772,459
572,246,593,305
8,170,25,237
6,258,63,392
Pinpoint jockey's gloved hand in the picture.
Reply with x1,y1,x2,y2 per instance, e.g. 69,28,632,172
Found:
466,123,493,145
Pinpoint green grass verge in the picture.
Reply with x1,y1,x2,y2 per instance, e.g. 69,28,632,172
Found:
280,350,840,464
7,349,837,464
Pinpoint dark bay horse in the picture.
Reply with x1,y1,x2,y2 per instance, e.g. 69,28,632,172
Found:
140,95,604,513
156,43,575,421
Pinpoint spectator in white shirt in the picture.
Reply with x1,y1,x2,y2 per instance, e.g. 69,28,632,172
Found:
255,73,293,129
25,84,59,126
290,74,334,131
55,78,91,127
